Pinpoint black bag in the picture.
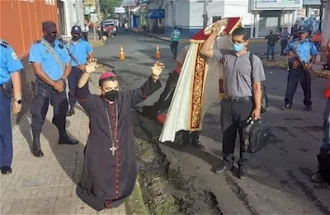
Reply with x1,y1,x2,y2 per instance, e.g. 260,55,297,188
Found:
240,117,272,153
317,149,330,183
249,53,269,113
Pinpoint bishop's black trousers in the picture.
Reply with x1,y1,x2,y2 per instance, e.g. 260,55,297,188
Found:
30,78,68,150
284,66,312,106
220,97,253,167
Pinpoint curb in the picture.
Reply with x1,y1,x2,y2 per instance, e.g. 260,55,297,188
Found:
125,176,150,215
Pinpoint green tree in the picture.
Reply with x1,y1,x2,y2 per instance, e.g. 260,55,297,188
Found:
99,0,122,19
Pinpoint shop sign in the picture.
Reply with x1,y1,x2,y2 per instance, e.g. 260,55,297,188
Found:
254,0,302,10
297,8,306,17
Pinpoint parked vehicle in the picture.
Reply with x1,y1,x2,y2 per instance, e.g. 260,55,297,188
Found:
102,19,117,36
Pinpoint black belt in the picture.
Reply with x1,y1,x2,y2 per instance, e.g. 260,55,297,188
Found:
224,96,251,102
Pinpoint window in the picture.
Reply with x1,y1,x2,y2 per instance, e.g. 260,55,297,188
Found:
45,0,55,5
212,16,221,23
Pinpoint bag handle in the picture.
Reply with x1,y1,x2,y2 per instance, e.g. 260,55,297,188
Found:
41,40,64,71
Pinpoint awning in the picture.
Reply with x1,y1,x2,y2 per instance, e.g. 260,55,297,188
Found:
130,6,141,13
145,9,165,19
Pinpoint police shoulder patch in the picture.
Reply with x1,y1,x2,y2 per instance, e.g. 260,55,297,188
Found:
11,52,19,60
0,40,10,48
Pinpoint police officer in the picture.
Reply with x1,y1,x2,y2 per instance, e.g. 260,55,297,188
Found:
29,21,78,157
0,39,23,174
282,26,318,111
170,26,181,59
67,25,94,116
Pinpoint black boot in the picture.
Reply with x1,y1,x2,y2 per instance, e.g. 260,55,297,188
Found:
181,131,190,147
67,104,75,116
59,132,79,145
214,160,233,173
1,166,12,175
191,132,204,149
238,165,248,179
32,132,44,157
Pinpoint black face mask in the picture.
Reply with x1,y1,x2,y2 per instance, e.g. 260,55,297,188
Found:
72,35,80,41
104,90,119,102
44,34,56,44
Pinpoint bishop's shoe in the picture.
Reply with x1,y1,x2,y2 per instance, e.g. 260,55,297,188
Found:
58,132,79,145
1,166,12,175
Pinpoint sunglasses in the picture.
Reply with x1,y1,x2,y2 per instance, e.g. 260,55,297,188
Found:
48,31,57,36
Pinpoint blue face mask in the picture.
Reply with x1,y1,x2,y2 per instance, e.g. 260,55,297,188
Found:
231,43,244,52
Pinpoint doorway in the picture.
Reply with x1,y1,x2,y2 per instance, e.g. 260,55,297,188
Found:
57,0,66,35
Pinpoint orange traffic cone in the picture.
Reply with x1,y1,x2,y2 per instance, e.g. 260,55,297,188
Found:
119,46,125,60
155,45,160,59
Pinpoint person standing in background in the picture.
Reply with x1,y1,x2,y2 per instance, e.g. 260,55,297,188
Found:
280,27,290,56
170,26,181,59
265,30,279,60
0,39,23,175
66,26,94,116
312,30,322,51
82,23,89,42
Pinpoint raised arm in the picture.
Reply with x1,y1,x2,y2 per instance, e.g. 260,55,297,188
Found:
200,22,226,62
75,61,97,114
129,62,163,107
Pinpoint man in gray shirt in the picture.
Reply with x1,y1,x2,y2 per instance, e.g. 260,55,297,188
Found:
200,26,266,179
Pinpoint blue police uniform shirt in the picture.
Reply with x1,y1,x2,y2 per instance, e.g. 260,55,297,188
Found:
0,39,24,85
29,39,71,81
69,39,93,67
284,38,318,63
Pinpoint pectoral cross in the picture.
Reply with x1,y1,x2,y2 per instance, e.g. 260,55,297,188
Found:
110,145,117,156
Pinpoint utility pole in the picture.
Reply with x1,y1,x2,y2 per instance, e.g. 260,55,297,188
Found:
203,0,208,28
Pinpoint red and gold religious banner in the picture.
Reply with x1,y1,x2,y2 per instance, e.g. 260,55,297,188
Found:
159,17,242,142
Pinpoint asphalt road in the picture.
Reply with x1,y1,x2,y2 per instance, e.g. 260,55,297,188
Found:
93,31,330,215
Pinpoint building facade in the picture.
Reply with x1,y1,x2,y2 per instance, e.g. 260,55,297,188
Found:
0,0,58,58
0,0,59,125
164,0,304,38
60,0,85,38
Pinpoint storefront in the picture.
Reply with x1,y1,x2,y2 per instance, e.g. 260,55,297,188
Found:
145,8,165,33
250,0,303,37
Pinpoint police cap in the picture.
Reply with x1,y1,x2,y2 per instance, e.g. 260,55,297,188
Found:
298,26,309,33
42,21,57,34
71,26,82,34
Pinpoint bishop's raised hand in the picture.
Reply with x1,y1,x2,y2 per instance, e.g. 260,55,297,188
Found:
151,61,165,79
85,62,98,74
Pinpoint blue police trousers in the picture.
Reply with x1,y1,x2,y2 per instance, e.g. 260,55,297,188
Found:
68,67,84,106
0,91,13,167
284,66,312,106
30,78,68,149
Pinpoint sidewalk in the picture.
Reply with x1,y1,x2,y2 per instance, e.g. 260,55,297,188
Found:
0,71,127,214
